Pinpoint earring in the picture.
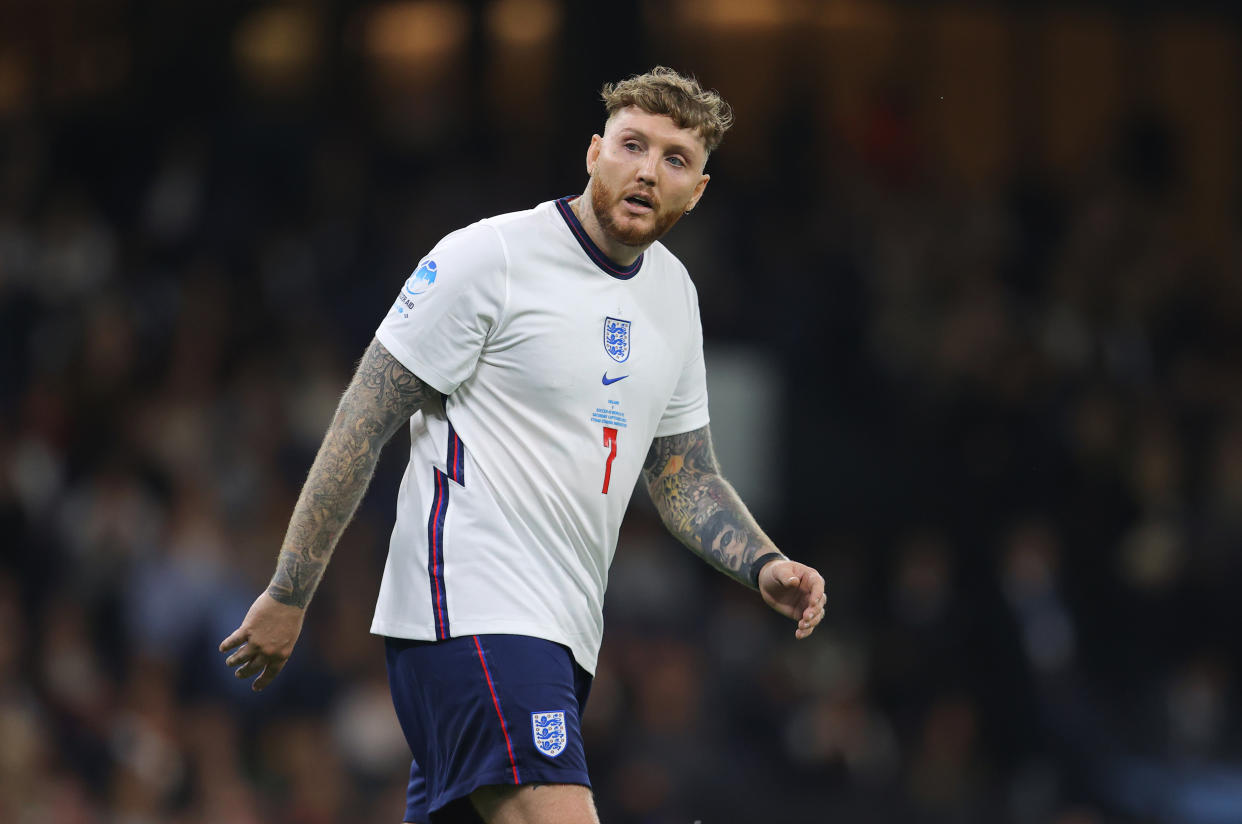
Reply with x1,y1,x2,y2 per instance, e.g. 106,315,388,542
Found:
684,209,692,215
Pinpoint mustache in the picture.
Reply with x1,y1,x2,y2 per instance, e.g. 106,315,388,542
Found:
622,190,659,208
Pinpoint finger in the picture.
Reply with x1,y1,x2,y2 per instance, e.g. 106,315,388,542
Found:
225,647,253,668
219,628,248,653
798,580,826,629
252,658,287,692
235,658,265,679
796,611,823,638
801,574,827,621
798,572,823,606
809,573,826,603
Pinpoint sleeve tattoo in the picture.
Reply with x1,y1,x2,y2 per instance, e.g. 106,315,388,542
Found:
266,338,438,608
641,425,777,588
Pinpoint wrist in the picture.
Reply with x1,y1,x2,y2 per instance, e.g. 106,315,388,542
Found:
747,551,787,589
266,583,311,610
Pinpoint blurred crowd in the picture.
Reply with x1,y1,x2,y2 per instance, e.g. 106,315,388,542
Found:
5,3,1242,824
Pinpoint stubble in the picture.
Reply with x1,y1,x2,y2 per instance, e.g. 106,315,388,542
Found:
590,177,684,249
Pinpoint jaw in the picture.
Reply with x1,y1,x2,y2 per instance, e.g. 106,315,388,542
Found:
585,178,685,251
611,202,658,237
602,202,664,247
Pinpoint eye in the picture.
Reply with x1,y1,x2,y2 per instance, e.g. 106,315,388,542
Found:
667,156,686,168
624,141,641,152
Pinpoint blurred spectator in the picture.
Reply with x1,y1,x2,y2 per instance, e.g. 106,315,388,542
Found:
6,2,1242,821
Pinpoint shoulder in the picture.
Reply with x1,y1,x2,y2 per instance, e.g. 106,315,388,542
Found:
478,201,558,242
476,200,601,280
645,240,699,298
450,201,562,264
434,218,504,253
646,240,691,275
481,201,550,230
424,218,509,276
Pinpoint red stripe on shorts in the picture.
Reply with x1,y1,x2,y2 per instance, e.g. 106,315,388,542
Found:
473,635,520,784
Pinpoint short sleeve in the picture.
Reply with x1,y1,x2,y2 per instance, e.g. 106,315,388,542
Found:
655,287,710,437
375,222,508,395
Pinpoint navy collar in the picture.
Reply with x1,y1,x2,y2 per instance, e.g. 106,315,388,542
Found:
555,196,643,280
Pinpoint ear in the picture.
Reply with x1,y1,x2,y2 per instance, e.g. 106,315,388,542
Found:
586,134,602,176
686,173,710,212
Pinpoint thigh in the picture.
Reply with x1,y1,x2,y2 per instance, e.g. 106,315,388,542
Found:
470,784,599,824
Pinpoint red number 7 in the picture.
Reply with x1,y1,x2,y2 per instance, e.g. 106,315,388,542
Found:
601,427,618,494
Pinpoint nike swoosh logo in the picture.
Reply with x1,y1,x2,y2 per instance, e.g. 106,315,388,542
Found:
602,373,629,386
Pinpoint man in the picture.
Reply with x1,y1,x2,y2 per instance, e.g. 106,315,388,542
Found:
220,67,826,824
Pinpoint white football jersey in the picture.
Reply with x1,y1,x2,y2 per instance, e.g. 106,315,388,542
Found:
370,197,709,674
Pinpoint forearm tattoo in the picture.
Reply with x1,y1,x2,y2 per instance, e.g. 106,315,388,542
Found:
267,338,437,608
641,425,776,588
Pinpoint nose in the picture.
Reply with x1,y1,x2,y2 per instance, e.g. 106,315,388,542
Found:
636,151,658,185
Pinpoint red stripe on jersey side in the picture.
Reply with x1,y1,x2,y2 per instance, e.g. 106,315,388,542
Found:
473,636,521,785
454,432,463,482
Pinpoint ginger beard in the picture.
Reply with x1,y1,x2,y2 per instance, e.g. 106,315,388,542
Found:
589,175,685,249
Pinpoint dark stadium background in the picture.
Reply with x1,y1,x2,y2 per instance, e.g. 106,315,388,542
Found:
4,1,1242,822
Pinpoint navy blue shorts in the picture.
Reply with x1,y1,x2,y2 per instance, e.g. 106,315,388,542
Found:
384,634,593,823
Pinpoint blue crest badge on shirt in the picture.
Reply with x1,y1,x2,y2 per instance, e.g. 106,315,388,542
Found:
531,711,567,758
393,260,438,318
405,260,438,295
604,316,631,363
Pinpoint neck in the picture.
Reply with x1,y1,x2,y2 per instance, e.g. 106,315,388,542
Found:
571,186,646,267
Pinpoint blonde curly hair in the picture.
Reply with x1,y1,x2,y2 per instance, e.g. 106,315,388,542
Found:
600,66,734,155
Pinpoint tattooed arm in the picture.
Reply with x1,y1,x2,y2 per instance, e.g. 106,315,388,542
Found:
266,338,437,607
220,338,438,689
642,425,827,639
642,425,776,586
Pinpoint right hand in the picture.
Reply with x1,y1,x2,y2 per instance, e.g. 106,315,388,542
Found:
219,592,306,691
757,557,827,640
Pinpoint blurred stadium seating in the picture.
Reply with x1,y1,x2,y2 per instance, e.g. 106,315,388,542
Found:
4,2,1242,822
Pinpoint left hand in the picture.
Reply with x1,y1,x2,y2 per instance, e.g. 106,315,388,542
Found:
758,558,826,640
219,592,306,692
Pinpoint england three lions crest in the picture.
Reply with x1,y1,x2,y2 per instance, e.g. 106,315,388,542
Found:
604,316,631,363
531,711,567,758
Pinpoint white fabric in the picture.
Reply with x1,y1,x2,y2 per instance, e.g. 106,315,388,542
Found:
371,198,709,674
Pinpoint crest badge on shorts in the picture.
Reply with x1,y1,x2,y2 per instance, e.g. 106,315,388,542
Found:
604,316,631,363
531,711,567,758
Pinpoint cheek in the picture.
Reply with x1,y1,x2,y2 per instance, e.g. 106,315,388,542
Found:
598,158,629,186
663,180,698,208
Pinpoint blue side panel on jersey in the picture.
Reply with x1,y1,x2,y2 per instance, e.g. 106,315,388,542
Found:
426,468,451,639
446,421,466,485
426,403,463,641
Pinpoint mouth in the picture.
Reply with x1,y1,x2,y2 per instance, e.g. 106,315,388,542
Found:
622,194,655,213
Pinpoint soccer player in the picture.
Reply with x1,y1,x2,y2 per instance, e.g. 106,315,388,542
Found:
220,67,827,824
